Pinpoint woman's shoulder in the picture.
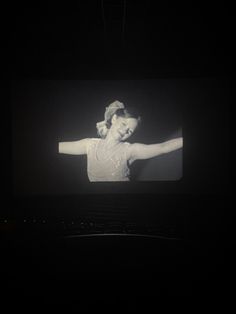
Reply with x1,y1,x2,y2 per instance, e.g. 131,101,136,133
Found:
88,138,101,142
85,138,101,153
122,141,131,146
122,141,132,152
86,138,101,147
123,141,136,148
84,137,101,143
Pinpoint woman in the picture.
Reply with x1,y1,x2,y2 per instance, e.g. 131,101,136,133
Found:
59,100,183,181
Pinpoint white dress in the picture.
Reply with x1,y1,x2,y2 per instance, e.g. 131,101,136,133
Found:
86,138,131,182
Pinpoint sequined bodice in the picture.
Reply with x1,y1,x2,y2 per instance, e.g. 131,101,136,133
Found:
86,138,131,182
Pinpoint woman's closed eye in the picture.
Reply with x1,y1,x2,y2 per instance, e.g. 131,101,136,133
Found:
121,123,131,132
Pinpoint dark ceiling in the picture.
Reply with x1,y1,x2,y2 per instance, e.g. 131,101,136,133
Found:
8,1,233,79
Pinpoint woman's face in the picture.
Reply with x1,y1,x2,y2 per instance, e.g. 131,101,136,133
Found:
109,115,139,142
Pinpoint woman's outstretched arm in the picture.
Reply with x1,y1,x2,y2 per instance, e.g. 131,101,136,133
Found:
128,137,183,162
58,138,89,155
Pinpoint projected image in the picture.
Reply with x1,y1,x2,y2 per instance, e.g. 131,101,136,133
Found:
59,100,183,182
12,79,184,194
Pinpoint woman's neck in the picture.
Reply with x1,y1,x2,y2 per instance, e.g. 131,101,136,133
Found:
102,133,120,149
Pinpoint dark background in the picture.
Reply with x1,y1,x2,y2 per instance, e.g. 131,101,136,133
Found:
7,1,231,198
3,0,233,309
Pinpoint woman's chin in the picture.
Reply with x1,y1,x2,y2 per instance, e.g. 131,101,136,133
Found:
112,134,122,142
121,135,128,141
